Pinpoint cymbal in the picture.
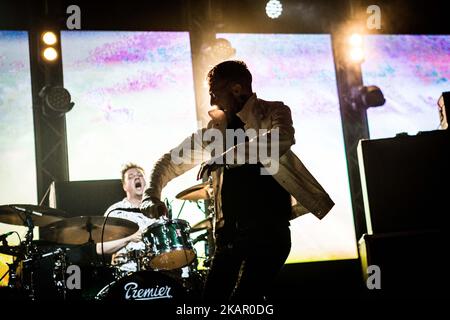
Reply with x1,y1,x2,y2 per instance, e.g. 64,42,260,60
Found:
40,216,139,245
190,217,213,232
0,204,68,227
176,181,210,201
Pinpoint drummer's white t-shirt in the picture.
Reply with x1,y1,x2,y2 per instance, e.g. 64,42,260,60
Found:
103,198,156,273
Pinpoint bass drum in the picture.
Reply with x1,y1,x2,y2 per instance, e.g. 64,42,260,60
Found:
97,270,199,302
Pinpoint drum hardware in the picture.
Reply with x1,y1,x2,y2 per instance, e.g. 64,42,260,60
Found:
0,204,68,227
112,249,145,272
191,232,208,245
0,201,212,301
174,176,216,267
78,263,123,301
0,204,65,300
0,204,71,299
175,181,211,201
38,215,141,300
39,216,139,245
0,246,21,289
190,217,213,233
205,177,216,259
142,218,196,270
46,247,69,300
96,270,200,302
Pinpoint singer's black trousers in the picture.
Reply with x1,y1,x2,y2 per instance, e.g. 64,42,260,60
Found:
202,225,291,302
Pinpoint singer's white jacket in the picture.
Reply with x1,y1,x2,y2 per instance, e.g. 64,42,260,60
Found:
143,94,334,229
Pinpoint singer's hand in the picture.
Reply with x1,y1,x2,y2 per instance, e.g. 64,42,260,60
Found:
140,197,168,218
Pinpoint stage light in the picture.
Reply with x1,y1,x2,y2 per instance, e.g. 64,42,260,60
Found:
201,37,236,65
351,85,385,108
43,47,58,61
266,0,283,19
210,38,236,61
349,33,363,47
39,31,60,63
42,31,57,45
39,86,74,117
349,47,364,63
347,32,365,63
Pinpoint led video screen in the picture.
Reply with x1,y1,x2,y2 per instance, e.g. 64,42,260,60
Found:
218,33,358,262
362,35,450,139
0,31,37,247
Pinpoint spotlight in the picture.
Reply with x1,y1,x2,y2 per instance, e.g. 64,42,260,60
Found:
349,47,365,63
40,31,60,63
201,38,236,64
351,85,385,109
43,47,58,61
42,31,57,45
266,0,283,19
210,38,236,61
349,33,363,47
39,86,75,118
347,32,365,63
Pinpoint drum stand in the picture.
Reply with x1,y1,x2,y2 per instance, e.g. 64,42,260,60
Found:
2,212,39,300
204,177,216,267
6,210,71,301
1,242,20,290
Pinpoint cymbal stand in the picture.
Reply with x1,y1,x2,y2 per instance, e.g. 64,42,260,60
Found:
51,248,68,300
19,213,37,300
85,218,101,266
204,176,216,267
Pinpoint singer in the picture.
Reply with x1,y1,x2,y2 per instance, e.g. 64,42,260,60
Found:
140,60,334,302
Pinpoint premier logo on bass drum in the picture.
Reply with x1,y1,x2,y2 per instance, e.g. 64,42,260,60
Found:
123,282,173,300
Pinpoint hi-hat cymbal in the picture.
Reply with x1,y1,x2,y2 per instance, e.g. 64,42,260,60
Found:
176,182,210,201
40,216,139,245
190,217,213,233
0,204,68,227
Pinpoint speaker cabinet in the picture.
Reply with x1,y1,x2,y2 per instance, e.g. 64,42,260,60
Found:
357,130,449,234
359,231,446,297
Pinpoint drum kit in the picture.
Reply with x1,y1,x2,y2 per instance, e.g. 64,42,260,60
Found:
0,181,215,302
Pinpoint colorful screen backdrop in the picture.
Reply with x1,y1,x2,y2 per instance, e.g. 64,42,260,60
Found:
2,31,447,267
362,35,449,139
0,31,37,248
218,33,357,262
61,31,209,262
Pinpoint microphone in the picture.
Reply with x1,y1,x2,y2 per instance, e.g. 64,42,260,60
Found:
0,231,14,241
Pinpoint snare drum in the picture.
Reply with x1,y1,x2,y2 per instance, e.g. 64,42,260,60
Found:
142,219,196,270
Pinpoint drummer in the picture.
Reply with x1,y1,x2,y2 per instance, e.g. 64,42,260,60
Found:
96,163,155,273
